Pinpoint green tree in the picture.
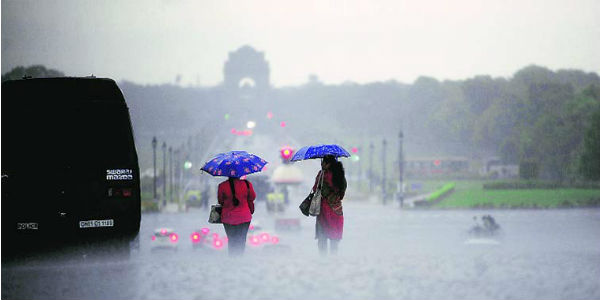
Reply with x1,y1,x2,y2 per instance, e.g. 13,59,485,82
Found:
579,107,600,180
1,65,65,82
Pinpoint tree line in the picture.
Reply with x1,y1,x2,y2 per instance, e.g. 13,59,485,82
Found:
3,64,599,181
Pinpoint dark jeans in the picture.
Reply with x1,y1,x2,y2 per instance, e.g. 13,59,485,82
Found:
223,222,250,256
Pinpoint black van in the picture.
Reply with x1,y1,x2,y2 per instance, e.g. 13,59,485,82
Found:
1,77,141,253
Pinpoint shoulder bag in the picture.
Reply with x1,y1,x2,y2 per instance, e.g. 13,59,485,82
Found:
299,193,313,216
308,171,324,216
208,204,222,223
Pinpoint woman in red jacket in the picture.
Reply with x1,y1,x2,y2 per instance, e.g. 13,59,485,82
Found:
218,177,256,256
311,155,347,255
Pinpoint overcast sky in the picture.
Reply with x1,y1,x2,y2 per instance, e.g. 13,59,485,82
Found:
2,0,599,87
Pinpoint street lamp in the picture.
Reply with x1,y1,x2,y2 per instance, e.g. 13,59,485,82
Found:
369,142,374,192
169,146,172,203
382,138,387,204
152,136,157,200
398,131,404,208
162,141,167,206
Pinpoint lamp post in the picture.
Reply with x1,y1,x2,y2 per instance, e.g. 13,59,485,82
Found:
369,142,374,192
169,146,172,203
174,148,181,204
152,136,157,200
398,131,404,208
162,142,167,207
358,145,362,183
382,138,387,204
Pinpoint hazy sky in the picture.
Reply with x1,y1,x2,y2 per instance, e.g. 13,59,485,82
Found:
2,0,599,86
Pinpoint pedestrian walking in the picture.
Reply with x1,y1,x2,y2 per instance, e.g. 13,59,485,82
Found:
218,177,256,256
201,150,267,256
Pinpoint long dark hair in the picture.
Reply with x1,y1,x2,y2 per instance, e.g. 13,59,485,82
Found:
228,177,240,206
323,156,347,193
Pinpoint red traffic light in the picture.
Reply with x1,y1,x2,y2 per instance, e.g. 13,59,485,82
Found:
280,146,294,160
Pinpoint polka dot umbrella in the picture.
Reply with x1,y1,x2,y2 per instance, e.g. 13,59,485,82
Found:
201,151,268,178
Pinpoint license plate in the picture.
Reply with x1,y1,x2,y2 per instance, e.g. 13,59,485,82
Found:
79,219,114,228
17,222,39,230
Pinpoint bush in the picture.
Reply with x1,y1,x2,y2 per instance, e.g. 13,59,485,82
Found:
483,180,600,189
520,160,539,180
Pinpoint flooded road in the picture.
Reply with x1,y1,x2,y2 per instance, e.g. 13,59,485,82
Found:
3,202,600,300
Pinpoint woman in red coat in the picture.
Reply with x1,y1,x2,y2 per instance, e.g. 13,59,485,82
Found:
218,177,256,256
311,155,347,255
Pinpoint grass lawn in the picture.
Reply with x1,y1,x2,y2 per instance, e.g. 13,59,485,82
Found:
432,180,600,208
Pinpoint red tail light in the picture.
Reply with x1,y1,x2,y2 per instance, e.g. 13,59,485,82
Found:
191,232,201,243
213,239,224,249
260,233,270,242
170,233,179,243
151,236,156,241
249,235,261,246
122,188,132,197
271,236,280,244
107,187,133,197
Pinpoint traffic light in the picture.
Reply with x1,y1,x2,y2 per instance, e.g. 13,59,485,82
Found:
280,146,294,162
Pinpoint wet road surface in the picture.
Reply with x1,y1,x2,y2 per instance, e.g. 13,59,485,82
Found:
3,202,600,300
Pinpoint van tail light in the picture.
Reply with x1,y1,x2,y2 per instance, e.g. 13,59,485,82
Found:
108,187,133,198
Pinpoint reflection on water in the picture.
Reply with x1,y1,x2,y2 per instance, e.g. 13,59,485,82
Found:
3,203,600,300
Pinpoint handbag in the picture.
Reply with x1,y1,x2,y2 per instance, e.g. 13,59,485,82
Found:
309,172,324,216
208,204,222,224
299,193,313,216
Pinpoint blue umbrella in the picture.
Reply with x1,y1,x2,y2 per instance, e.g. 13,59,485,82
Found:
201,151,268,178
290,144,351,162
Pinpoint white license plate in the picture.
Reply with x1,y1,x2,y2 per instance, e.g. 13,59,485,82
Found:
79,219,114,228
17,222,39,230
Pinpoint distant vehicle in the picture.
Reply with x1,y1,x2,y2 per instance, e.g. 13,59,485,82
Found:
190,228,227,250
1,77,141,254
468,215,501,237
405,156,469,177
266,192,286,213
151,228,179,251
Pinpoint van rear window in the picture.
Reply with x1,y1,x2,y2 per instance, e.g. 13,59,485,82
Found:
5,102,135,170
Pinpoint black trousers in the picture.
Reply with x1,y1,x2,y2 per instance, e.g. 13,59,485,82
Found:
223,222,250,256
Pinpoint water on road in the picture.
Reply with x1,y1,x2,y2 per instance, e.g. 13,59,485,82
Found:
3,202,600,300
